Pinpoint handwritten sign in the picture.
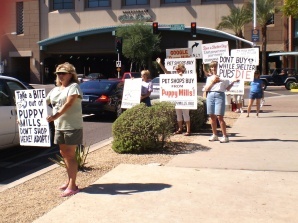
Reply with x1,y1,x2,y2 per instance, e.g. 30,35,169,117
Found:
202,41,229,64
15,89,51,147
226,80,245,95
231,48,259,65
164,57,196,74
121,78,142,109
218,56,256,81
166,48,191,58
160,74,197,109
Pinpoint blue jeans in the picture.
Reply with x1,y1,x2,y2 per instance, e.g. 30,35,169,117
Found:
207,91,225,116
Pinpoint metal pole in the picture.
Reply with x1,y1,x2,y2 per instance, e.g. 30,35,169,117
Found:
117,53,120,78
253,0,257,29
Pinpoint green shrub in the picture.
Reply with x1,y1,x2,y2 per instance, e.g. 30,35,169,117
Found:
112,96,208,154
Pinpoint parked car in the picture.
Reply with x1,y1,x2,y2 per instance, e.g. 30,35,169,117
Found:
109,72,141,81
82,73,107,82
150,77,160,99
80,79,124,118
260,68,298,90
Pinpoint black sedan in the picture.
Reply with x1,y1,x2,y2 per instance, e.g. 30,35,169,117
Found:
80,79,124,118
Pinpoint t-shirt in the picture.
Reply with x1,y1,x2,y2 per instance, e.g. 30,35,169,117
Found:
46,83,83,130
141,80,153,96
250,79,263,93
205,75,230,92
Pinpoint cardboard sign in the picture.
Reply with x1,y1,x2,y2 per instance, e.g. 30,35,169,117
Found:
166,48,191,58
226,80,245,95
218,56,256,81
202,41,229,64
15,89,51,147
164,57,196,74
121,78,142,109
159,74,197,110
231,48,259,65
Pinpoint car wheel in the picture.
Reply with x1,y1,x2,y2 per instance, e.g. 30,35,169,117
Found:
262,80,267,90
285,80,295,90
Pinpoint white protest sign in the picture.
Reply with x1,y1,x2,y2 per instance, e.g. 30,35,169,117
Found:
160,74,197,109
231,48,259,65
121,78,142,109
188,40,203,59
218,56,256,81
226,80,245,95
202,41,229,64
166,48,191,58
15,89,51,147
164,57,196,74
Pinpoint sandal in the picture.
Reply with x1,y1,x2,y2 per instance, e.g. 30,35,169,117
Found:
61,188,80,197
58,184,68,191
184,132,191,136
174,130,182,134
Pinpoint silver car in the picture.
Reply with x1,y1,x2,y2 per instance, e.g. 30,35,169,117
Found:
150,77,160,99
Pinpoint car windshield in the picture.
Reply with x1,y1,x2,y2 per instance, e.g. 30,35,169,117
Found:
152,77,160,84
80,81,113,91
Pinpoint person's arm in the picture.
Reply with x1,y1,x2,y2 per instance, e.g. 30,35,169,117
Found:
156,58,170,74
226,79,239,91
46,94,79,122
202,64,210,77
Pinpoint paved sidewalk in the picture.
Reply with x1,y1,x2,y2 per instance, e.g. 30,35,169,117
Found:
34,95,298,223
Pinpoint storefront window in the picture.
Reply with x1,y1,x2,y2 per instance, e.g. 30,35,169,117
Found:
88,0,110,7
162,0,189,3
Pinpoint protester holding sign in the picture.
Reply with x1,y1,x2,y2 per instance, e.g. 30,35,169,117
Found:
46,62,83,197
156,57,191,136
246,70,264,118
204,61,238,143
140,70,153,106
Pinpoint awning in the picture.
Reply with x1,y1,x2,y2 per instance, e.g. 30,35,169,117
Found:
269,51,298,57
37,25,254,48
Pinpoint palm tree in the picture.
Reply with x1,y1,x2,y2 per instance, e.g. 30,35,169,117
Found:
216,6,252,49
247,0,278,75
281,0,298,18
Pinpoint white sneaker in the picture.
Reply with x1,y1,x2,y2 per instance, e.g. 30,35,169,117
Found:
240,108,244,113
209,135,219,141
234,109,240,113
220,136,229,143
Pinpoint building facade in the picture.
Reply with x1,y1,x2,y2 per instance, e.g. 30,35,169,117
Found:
0,0,296,84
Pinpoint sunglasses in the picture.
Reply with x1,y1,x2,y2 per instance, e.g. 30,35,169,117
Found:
56,72,68,75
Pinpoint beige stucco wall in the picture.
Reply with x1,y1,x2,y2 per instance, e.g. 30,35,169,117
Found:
40,0,244,40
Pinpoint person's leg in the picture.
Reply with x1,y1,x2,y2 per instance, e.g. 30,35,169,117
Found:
175,109,183,133
217,115,227,136
182,110,190,135
246,98,254,117
210,114,218,136
256,98,261,116
59,144,78,191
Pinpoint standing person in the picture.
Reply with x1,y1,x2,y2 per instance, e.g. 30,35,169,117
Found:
233,94,244,113
204,61,238,143
46,62,83,197
246,70,264,117
156,57,191,136
140,70,153,107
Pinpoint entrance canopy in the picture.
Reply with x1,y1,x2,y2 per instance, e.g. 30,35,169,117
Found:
269,51,298,57
37,25,254,48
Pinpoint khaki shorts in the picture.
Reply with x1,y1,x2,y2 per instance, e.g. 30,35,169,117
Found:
54,129,83,145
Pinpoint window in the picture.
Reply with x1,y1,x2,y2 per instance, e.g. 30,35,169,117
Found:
124,0,149,6
162,0,190,3
88,0,110,8
16,2,24,35
53,0,74,10
201,0,231,2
